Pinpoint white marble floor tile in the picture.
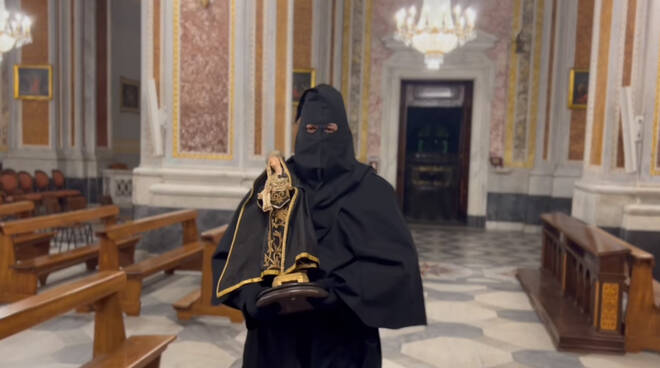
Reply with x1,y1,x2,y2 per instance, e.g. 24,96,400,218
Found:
402,337,513,368
580,352,660,368
426,300,498,323
424,282,488,293
161,341,235,368
483,321,554,351
475,291,533,311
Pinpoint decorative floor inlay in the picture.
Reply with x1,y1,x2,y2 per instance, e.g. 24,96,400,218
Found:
1,227,659,367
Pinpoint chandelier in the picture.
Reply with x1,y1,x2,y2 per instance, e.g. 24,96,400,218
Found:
395,0,476,70
0,0,32,63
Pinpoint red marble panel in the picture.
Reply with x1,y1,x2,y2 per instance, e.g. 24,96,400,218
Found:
21,0,50,146
179,0,230,154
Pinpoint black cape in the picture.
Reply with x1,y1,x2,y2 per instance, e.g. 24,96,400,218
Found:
212,84,426,368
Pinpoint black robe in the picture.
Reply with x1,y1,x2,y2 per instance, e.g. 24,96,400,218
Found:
212,84,426,368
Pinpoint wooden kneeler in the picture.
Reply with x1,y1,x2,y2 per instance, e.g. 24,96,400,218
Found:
0,271,176,367
173,225,243,323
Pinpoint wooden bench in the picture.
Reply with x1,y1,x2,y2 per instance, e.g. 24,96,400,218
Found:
596,230,660,353
173,225,243,323
519,212,660,354
517,213,630,353
0,201,55,265
98,209,205,316
0,200,35,219
0,271,176,367
0,206,138,302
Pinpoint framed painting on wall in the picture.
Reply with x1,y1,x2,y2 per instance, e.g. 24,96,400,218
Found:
292,68,316,105
14,64,53,100
120,77,140,113
568,68,589,109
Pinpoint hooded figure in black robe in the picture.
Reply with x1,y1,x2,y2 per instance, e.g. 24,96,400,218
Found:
212,84,426,368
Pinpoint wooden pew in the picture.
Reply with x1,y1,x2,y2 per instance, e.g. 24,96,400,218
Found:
519,212,660,354
517,213,630,353
0,201,55,265
173,225,243,323
595,230,660,353
97,209,205,316
0,271,176,367
0,200,35,219
0,206,138,302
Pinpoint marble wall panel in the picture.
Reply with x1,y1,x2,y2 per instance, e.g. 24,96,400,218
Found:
254,0,264,156
293,0,312,69
178,0,230,155
589,0,613,166
21,0,50,146
654,35,660,175
0,56,8,150
367,0,516,159
511,0,535,163
568,0,595,161
348,0,364,150
542,0,558,160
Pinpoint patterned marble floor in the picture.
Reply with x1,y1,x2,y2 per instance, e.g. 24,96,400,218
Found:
2,226,660,367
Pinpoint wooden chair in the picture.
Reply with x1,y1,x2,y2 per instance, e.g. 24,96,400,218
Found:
34,170,50,191
0,173,42,204
98,209,205,316
36,169,83,201
17,171,35,193
52,169,66,190
0,271,176,367
0,206,138,302
174,224,243,323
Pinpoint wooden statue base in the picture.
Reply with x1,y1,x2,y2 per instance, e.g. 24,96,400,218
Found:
517,268,624,353
256,282,328,315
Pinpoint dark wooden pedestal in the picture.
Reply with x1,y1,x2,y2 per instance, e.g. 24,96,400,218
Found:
517,268,624,353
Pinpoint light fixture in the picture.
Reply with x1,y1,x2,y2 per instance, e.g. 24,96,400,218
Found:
395,0,476,70
0,0,32,62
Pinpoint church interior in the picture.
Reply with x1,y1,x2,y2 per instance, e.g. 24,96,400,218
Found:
0,0,660,366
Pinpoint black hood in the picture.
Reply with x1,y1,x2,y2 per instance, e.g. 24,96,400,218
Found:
293,84,357,184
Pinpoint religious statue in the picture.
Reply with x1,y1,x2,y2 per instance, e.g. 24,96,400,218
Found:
213,151,327,315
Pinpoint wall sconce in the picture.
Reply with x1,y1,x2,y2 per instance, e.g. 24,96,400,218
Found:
200,0,210,8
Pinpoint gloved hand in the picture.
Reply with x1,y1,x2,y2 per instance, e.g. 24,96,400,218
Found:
240,284,280,322
310,277,339,309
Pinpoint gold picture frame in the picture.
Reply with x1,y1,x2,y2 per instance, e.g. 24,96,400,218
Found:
568,68,589,109
14,64,53,100
292,68,316,106
120,77,140,113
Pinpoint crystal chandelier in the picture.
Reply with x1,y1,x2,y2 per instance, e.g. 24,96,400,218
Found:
395,0,476,70
0,0,32,63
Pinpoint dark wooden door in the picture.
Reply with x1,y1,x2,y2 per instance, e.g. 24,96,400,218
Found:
395,80,474,223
